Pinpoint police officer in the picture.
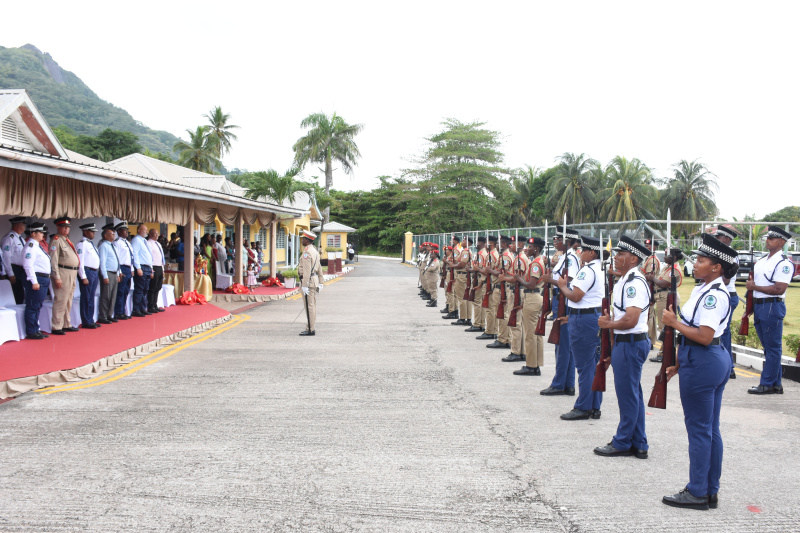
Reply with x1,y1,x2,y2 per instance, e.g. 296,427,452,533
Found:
298,229,323,336
131,223,154,317
713,225,740,379
476,235,500,340
49,217,80,335
466,236,488,333
418,242,429,297
451,236,472,326
746,226,794,395
661,233,738,510
423,247,441,307
594,236,652,458
486,235,514,349
77,223,101,328
540,226,580,396
113,222,134,320
500,236,530,362
21,222,51,340
640,239,661,351
2,216,28,304
557,235,605,420
513,236,546,376
97,223,121,324
648,248,684,363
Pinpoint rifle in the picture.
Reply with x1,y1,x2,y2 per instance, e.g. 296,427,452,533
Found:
649,210,677,409
535,221,551,336
439,248,448,289
445,251,455,293
739,247,754,336
463,246,473,300
592,232,613,392
482,248,494,308
507,244,523,328
497,248,507,319
548,214,569,345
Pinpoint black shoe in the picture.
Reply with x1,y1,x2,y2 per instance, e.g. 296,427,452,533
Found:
708,494,718,509
116,315,130,320
110,317,119,323
157,308,165,312
476,333,494,340
565,387,576,396
131,312,146,318
486,340,511,349
662,489,709,510
773,385,784,394
748,384,774,395
299,330,316,336
502,353,525,362
97,319,112,325
64,326,79,332
26,332,47,340
513,366,541,376
451,319,468,326
730,369,736,379
81,323,98,329
650,354,663,363
50,329,65,335
633,447,648,459
426,300,437,307
540,387,566,396
594,443,633,457
440,307,450,314
421,295,430,300
442,313,458,320
589,409,601,419
465,326,483,332
144,310,154,315
561,408,590,420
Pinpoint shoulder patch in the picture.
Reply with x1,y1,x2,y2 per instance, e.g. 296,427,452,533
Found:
703,294,718,309
303,253,309,258
27,242,34,247
532,265,541,273
2,245,8,251
25,252,31,259
626,286,637,298
50,244,56,251
77,248,82,254
577,271,586,280
782,265,791,274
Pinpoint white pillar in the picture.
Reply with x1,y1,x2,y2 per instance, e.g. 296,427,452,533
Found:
234,213,244,285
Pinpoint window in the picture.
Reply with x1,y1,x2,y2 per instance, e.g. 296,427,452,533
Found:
1,117,34,150
204,224,217,237
257,228,267,248
243,224,250,243
327,234,341,248
276,227,286,248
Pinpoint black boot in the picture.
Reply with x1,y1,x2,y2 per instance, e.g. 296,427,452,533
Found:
426,299,437,307
442,312,458,319
440,305,450,314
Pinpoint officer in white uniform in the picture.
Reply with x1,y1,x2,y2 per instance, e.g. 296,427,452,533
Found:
21,222,52,339
2,216,29,304
113,222,134,320
713,225,741,379
77,223,101,328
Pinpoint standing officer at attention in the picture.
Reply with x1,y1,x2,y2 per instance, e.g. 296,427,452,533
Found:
298,230,323,336
513,236,546,376
595,236,652,458
713,225,740,379
131,223,154,317
467,236,488,333
97,223,121,324
500,236,530,362
449,236,472,326
21,222,51,340
417,242,429,297
557,234,605,420
2,216,29,304
77,223,101,329
147,228,166,313
640,239,661,351
49,217,80,335
113,222,134,320
423,247,441,307
486,235,514,350
477,235,500,341
648,248,684,363
747,226,794,395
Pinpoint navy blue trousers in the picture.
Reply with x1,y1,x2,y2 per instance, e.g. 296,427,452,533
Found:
23,274,50,335
569,311,602,411
79,269,99,326
115,265,132,317
754,300,785,388
133,265,151,313
720,292,739,359
678,342,730,498
611,338,650,451
550,319,575,390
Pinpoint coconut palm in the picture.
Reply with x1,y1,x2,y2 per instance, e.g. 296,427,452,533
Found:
659,159,719,221
292,112,364,222
545,152,599,223
510,165,540,227
596,156,658,222
244,168,313,205
203,106,240,159
173,126,221,173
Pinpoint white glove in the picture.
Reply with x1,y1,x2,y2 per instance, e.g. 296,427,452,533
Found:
317,284,323,293
302,287,309,296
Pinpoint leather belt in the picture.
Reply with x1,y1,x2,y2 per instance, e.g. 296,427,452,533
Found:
729,291,738,296
678,334,721,347
754,297,782,304
494,283,502,289
614,333,648,343
85,267,98,272
58,264,78,270
523,288,541,294
456,270,467,274
107,270,117,274
35,272,50,278
655,288,668,294
568,307,602,315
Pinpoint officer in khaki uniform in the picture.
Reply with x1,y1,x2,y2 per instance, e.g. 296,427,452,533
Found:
514,236,546,376
423,247,441,306
477,235,500,340
442,236,461,319
466,236,488,333
487,235,513,349
451,236,473,326
49,216,80,335
639,239,661,349
298,230,323,336
500,236,529,361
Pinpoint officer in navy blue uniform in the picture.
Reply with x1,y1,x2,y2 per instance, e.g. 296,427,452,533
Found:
661,233,738,510
595,236,652,458
21,222,52,340
1,216,29,304
556,234,606,420
713,225,740,379
746,225,794,395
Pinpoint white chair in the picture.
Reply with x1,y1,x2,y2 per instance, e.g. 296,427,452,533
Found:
161,284,176,308
0,279,26,339
215,260,233,290
0,308,20,344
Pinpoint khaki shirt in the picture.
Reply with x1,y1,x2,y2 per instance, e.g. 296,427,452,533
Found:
423,258,441,284
49,235,79,280
298,244,322,288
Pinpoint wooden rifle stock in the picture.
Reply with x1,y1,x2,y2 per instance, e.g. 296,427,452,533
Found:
535,255,552,336
592,268,615,392
482,272,492,308
648,265,678,409
507,278,522,327
496,272,507,319
469,271,479,300
439,264,447,288
463,268,472,300
739,270,754,336
446,262,455,293
547,289,566,345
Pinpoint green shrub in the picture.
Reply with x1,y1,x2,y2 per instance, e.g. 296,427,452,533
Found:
731,319,763,350
282,268,298,279
785,334,800,356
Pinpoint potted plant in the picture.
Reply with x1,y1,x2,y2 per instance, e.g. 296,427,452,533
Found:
282,268,298,288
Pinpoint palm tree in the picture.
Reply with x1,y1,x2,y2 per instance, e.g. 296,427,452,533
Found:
173,126,221,173
510,165,540,227
658,160,719,236
203,106,239,159
545,152,599,223
244,168,313,205
596,156,658,223
292,112,364,222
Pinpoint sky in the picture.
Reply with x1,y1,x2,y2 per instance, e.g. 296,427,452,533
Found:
3,1,799,220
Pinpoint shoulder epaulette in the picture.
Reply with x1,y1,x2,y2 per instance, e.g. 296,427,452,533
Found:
627,271,636,282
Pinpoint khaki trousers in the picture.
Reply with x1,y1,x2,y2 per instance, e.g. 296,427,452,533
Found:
509,291,524,355
523,292,544,368
497,283,510,344
486,285,499,335
51,269,77,330
472,276,486,328
454,273,467,319
304,276,318,331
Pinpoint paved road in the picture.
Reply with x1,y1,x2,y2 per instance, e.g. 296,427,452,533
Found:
1,257,799,531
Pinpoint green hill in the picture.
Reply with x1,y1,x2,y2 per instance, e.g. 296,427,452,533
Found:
0,44,179,155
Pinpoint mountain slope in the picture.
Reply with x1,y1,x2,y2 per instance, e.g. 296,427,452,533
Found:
0,44,179,154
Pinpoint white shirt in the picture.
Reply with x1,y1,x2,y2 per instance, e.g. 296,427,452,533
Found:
148,238,165,267
753,251,793,299
551,254,567,281
1,230,25,269
568,259,605,308
77,237,100,279
680,281,731,337
565,249,581,279
612,269,651,334
114,237,133,267
22,239,51,283
214,242,227,262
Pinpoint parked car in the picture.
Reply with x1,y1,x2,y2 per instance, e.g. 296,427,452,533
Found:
788,252,800,281
734,250,764,281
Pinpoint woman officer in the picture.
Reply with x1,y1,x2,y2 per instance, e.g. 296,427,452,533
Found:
661,233,738,510
21,222,52,340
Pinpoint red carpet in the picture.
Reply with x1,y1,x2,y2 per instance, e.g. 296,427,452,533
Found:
0,304,230,381
213,285,296,296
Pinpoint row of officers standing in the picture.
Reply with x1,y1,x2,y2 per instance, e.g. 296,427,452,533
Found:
416,224,794,510
1,217,168,340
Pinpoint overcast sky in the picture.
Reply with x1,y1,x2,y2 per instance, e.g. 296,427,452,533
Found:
4,1,799,219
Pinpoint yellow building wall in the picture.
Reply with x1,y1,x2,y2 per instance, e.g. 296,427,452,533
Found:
321,232,349,259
